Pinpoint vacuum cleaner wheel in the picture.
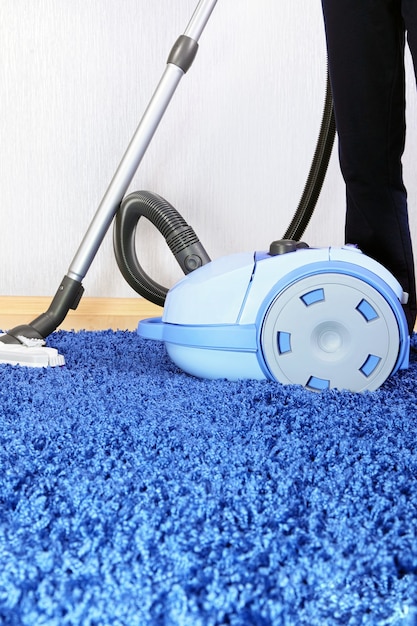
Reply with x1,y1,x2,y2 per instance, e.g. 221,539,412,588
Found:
260,272,401,392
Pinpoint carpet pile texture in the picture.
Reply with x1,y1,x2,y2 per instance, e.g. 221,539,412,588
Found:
1,330,417,625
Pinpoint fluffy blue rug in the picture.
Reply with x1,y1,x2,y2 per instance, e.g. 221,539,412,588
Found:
1,329,417,625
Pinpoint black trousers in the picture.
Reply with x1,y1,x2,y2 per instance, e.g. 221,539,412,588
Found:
321,0,417,333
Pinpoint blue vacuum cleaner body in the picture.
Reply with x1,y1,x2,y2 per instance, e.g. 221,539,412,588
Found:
138,244,410,392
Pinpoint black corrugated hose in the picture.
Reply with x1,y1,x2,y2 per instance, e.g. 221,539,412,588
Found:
113,190,211,307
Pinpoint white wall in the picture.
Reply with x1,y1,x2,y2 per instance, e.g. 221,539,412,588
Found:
0,0,416,298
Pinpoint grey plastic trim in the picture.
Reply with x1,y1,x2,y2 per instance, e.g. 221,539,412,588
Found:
167,36,199,73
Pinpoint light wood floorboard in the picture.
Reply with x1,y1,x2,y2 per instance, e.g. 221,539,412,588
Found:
0,297,163,332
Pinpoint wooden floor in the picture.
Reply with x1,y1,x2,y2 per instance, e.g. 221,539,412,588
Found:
0,296,163,332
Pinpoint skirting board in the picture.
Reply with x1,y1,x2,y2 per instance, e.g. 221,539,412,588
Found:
0,297,163,332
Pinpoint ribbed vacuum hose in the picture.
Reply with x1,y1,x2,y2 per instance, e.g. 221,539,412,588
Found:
282,68,335,241
113,190,211,307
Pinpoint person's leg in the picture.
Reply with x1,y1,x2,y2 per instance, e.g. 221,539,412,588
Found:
322,0,416,333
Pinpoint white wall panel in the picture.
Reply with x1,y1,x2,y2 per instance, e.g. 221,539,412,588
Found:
0,1,416,298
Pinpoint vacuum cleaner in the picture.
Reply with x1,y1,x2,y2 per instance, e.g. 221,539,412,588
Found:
0,0,410,392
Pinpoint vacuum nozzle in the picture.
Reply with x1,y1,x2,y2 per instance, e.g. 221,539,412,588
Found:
0,335,65,367
0,274,84,366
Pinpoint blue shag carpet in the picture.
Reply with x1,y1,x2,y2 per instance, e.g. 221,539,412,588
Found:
1,329,417,625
